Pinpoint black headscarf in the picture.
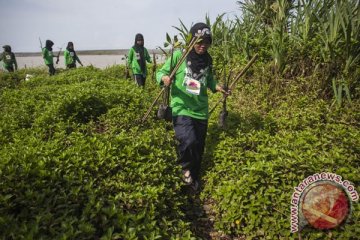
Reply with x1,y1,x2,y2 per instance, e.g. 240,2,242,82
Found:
66,41,77,58
133,33,146,74
186,23,213,79
45,40,54,51
3,45,11,53
66,42,74,51
66,42,76,54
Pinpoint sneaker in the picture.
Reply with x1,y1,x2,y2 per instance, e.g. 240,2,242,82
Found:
182,169,193,185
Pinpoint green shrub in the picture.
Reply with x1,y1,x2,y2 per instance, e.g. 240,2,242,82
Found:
0,67,195,239
202,77,360,239
0,65,359,239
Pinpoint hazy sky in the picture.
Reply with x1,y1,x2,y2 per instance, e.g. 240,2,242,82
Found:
0,0,239,52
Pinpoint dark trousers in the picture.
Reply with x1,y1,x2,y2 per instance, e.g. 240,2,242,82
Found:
134,74,146,87
5,66,14,72
173,115,208,181
46,64,56,76
66,63,76,69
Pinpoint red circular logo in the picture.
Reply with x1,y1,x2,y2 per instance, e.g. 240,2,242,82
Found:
301,182,349,229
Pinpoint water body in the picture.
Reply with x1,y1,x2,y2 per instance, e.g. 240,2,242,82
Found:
1,50,167,70
16,55,127,69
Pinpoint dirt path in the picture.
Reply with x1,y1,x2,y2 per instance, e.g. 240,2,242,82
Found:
184,196,244,240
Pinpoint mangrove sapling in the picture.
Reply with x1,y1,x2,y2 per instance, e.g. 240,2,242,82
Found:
151,52,157,82
157,46,169,58
55,44,65,65
39,37,43,50
209,53,259,115
157,47,174,122
218,69,233,128
210,19,237,128
172,19,190,43
124,54,131,79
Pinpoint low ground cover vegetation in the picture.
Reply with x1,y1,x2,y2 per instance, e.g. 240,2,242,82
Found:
0,64,358,239
1,1,359,238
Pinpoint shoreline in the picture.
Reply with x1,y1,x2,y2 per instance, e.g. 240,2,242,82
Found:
15,49,166,57
7,52,167,70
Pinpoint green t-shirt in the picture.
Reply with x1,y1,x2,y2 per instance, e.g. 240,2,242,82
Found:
156,50,218,120
0,52,17,69
127,47,151,76
64,49,81,66
42,47,54,65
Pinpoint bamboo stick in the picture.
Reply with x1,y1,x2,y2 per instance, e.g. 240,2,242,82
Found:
209,53,258,115
140,35,201,123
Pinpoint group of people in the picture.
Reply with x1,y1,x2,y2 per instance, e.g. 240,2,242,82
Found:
42,34,153,80
0,34,148,79
42,40,83,75
0,41,83,75
1,22,229,195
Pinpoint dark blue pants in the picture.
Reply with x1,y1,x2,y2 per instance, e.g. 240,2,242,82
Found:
5,65,14,72
66,63,76,69
173,115,208,181
134,74,146,87
47,64,56,76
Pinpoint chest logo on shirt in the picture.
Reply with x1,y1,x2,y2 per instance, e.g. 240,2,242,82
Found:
136,53,140,60
184,63,209,86
183,77,201,95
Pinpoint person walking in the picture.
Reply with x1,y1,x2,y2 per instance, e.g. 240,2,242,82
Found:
64,42,83,69
127,33,151,87
156,22,229,191
42,40,58,76
0,45,18,72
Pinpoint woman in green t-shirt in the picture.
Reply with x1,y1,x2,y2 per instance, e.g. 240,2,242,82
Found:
127,33,151,87
0,45,17,72
64,42,83,69
42,40,58,76
157,23,229,192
